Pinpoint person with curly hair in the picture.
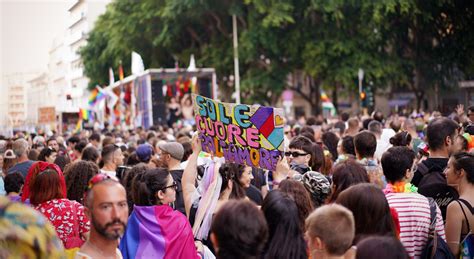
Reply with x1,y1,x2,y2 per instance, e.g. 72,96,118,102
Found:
63,160,100,204
121,163,148,214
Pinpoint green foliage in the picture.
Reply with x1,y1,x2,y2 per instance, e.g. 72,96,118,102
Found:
80,0,474,110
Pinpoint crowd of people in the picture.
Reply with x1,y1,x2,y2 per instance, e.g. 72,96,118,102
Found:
0,106,473,259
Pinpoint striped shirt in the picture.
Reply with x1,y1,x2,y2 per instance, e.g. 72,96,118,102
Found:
386,192,445,259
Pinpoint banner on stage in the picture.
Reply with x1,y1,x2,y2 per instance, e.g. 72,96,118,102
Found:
192,94,284,171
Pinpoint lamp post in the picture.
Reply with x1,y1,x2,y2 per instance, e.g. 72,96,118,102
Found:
358,68,364,111
232,14,241,104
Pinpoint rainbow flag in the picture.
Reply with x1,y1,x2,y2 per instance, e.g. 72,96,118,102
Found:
88,88,99,105
79,108,89,120
119,205,199,259
74,119,82,133
88,87,107,106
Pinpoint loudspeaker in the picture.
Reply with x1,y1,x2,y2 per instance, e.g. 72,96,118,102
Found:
197,78,212,98
151,79,167,126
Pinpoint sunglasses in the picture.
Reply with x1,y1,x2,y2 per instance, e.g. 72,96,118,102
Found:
285,151,309,158
161,181,178,191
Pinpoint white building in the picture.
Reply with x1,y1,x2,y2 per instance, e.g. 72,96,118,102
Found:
49,32,70,113
26,73,50,125
4,73,38,128
65,0,110,111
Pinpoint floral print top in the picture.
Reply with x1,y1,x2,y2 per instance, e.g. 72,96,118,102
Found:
35,198,90,247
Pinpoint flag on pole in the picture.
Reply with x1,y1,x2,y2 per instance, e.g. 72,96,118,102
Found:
88,86,107,107
74,119,82,133
79,108,89,120
119,61,124,81
109,68,115,86
88,88,99,106
104,88,119,110
131,51,145,75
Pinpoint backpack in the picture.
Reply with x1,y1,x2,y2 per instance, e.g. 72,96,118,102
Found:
420,198,455,259
417,162,459,220
456,199,474,259
417,162,447,188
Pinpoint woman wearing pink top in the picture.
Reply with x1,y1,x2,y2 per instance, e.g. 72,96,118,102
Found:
381,146,445,258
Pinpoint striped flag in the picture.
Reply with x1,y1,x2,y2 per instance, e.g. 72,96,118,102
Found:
79,108,89,120
119,61,124,81
109,68,115,86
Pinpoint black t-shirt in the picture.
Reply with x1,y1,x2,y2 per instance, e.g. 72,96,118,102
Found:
169,169,185,215
246,184,263,205
251,168,267,190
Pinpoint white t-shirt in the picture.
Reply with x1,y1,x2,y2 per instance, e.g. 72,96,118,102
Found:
100,169,116,178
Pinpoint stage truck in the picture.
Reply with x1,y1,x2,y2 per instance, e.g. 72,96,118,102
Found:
105,68,217,129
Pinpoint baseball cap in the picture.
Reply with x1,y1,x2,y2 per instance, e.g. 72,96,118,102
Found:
158,142,184,161
136,144,153,162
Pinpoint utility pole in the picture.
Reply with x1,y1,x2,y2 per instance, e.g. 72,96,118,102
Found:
232,14,241,104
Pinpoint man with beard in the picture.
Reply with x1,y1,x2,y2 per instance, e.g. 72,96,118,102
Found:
157,142,185,214
76,174,129,258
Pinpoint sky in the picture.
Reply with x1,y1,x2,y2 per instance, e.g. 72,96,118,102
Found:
1,0,68,78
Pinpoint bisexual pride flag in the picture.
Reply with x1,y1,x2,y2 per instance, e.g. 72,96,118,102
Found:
119,205,199,259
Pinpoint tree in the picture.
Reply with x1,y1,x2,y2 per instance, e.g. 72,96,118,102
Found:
81,0,474,112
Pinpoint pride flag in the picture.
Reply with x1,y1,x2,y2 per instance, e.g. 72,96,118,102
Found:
119,205,199,259
119,61,124,81
79,108,89,120
74,119,82,133
88,87,107,106
88,88,99,105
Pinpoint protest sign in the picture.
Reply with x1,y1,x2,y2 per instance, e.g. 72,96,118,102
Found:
192,94,285,171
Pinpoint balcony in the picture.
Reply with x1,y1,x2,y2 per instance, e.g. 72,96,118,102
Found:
68,0,82,12
66,31,86,46
68,11,85,28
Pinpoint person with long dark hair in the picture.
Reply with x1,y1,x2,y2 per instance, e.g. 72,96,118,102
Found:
279,179,314,231
445,152,474,258
210,200,268,259
262,190,307,259
336,183,397,244
356,236,409,259
327,160,369,203
120,168,199,258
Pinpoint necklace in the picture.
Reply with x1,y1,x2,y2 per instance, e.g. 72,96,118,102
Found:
383,182,418,194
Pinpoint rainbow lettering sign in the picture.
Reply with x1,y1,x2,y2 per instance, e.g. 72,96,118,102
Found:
193,94,285,171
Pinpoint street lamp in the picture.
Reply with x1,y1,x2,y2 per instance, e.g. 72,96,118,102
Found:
358,68,364,111
232,14,241,104
358,68,364,95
